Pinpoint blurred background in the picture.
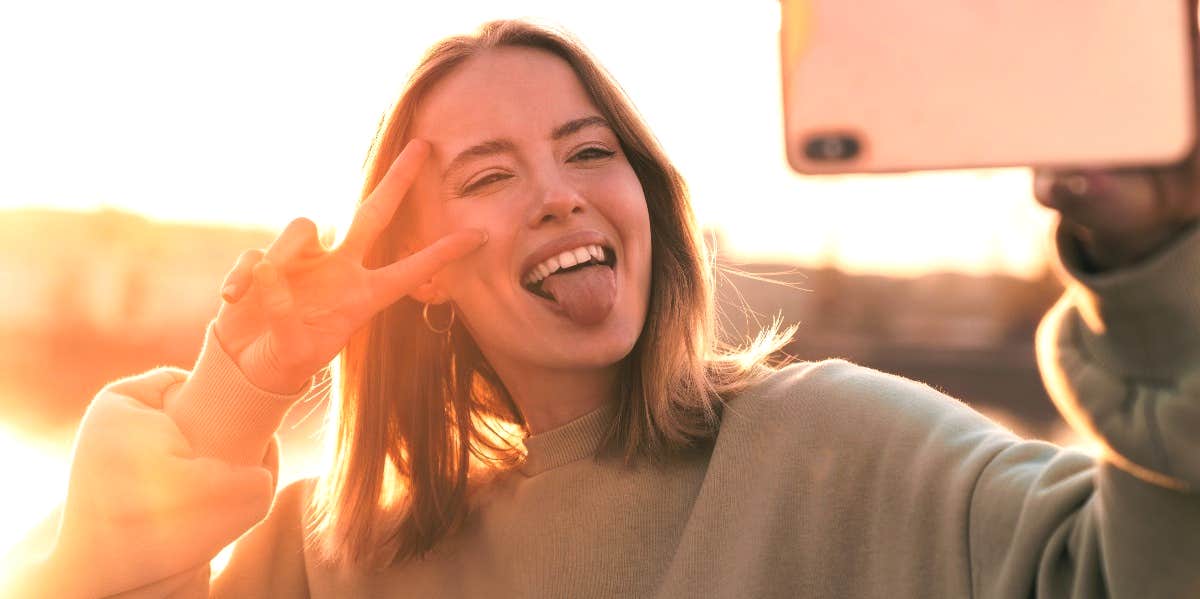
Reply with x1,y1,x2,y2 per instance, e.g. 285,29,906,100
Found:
0,0,1074,561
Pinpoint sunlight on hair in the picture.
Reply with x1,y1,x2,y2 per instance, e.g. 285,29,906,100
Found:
379,455,410,510
470,412,527,460
210,544,235,579
726,314,800,372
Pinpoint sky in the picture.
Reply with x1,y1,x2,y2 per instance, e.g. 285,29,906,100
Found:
0,0,1056,278
0,0,1072,559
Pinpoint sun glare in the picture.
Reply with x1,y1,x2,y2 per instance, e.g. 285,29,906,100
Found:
0,0,1055,278
0,0,1061,565
0,426,68,559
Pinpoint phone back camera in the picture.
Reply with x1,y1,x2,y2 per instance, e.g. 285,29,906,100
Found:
804,134,861,162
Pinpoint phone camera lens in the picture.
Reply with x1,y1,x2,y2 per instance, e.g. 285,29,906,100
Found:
804,134,860,161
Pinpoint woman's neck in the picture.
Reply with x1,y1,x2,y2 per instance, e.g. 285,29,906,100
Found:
498,363,619,435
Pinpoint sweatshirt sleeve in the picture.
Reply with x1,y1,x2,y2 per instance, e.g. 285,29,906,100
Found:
164,325,316,595
969,218,1200,598
165,321,314,466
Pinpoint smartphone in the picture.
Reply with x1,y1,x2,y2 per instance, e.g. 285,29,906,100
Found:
780,0,1197,174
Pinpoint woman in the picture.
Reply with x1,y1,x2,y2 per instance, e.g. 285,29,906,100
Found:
10,19,1200,598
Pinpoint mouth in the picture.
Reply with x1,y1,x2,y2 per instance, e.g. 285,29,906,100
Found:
521,243,618,302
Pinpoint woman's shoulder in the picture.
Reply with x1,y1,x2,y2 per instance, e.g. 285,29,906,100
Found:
721,358,1006,446
732,357,956,410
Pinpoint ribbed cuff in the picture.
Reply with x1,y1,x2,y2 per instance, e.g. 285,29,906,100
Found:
166,321,313,465
1051,218,1200,380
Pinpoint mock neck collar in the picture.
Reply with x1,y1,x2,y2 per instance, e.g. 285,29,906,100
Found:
519,400,618,477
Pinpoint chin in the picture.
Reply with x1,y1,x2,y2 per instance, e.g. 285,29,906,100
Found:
544,314,643,370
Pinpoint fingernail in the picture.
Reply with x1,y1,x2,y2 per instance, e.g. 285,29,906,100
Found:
1063,174,1089,196
221,283,238,302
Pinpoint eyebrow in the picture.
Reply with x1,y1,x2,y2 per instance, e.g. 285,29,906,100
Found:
551,115,610,140
441,115,612,181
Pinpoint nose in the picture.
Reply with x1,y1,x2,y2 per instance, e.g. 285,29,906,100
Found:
527,176,585,228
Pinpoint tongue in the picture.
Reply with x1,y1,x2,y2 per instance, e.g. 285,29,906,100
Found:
541,265,616,326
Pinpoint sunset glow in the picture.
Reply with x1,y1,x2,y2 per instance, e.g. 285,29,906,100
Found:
0,0,1069,578
0,0,1056,279
0,426,67,559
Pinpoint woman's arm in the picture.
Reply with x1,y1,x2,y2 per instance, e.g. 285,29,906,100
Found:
969,217,1200,597
164,320,316,466
0,369,276,599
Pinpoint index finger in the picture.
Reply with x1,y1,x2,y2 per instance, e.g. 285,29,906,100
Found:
340,139,431,259
366,229,488,314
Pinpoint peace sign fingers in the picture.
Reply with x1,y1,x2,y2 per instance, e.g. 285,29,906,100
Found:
339,139,431,260
365,229,488,316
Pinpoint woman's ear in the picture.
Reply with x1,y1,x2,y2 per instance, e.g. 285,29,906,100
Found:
396,240,447,305
410,281,447,304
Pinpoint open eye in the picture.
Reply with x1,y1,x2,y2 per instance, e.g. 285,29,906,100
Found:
569,146,615,162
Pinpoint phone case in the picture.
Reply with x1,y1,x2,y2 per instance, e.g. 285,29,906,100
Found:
781,0,1197,174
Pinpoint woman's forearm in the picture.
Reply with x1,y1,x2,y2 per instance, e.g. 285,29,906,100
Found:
164,320,312,466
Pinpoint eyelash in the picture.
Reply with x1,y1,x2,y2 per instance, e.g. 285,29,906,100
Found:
569,146,615,162
460,146,616,194
463,172,509,194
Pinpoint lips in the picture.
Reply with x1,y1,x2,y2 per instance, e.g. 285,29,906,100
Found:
523,243,611,287
519,230,618,298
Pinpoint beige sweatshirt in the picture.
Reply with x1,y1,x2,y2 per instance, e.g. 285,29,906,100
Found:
162,219,1200,598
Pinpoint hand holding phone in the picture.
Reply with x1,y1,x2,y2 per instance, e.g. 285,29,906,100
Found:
780,0,1197,174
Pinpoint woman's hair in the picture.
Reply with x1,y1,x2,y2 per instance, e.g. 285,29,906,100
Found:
308,18,796,567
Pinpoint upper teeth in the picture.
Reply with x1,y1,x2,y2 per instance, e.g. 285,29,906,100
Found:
525,244,607,286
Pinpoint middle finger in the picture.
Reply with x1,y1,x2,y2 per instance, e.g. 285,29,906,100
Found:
339,139,430,259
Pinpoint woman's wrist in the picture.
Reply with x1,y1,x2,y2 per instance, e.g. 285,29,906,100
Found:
3,547,94,599
238,360,311,395
211,319,310,395
1068,218,1199,273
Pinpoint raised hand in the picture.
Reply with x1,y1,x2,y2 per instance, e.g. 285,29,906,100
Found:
1033,165,1200,271
213,140,487,393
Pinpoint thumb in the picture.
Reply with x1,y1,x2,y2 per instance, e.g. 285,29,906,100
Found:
100,368,190,410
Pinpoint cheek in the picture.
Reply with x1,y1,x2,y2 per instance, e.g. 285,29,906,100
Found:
434,200,519,293
608,174,652,264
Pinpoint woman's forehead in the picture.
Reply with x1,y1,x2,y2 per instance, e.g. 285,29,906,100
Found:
411,47,601,146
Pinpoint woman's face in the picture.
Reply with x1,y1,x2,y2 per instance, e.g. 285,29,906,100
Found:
406,47,652,378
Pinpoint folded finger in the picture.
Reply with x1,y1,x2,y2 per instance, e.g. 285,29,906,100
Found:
340,140,430,259
252,260,294,320
220,249,264,304
264,217,324,269
1031,169,1056,208
368,229,487,313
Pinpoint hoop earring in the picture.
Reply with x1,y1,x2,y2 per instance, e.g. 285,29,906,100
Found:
422,302,455,335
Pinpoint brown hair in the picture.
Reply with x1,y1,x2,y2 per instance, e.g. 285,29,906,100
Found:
307,18,795,567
